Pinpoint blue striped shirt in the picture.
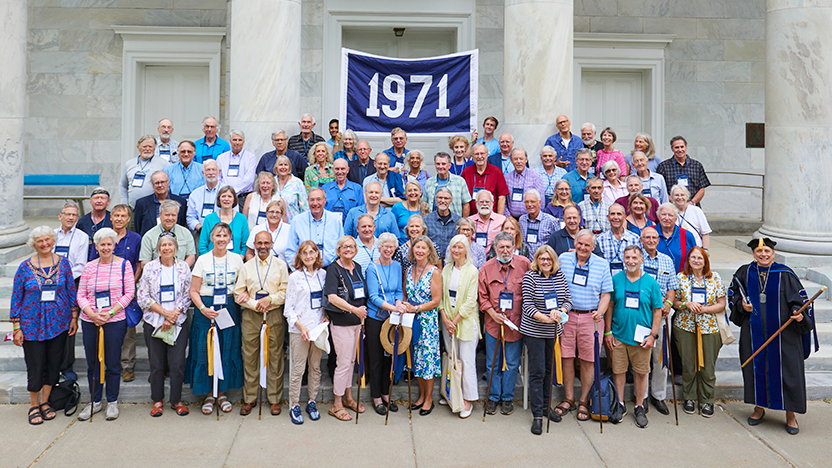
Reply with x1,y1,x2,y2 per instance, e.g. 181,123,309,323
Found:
558,252,613,310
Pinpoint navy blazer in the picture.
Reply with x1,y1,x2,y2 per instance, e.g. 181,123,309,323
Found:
488,153,528,172
133,192,189,237
547,228,603,258
255,149,307,180
348,158,376,185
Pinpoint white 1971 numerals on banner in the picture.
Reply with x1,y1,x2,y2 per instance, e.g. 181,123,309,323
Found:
366,73,450,119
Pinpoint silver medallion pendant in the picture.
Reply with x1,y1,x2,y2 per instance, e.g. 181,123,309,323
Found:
760,293,767,304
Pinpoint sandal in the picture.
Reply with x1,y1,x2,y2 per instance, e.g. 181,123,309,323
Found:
328,406,352,421
202,397,215,415
218,395,233,413
171,402,189,416
554,398,575,416
151,401,163,417
343,399,365,413
28,406,43,425
576,400,591,421
39,402,57,421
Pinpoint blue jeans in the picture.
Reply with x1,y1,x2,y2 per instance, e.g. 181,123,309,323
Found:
82,320,127,403
484,332,522,402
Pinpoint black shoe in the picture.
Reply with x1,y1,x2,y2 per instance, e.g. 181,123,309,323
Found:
634,405,648,428
387,400,399,412
643,400,649,414
373,403,387,416
531,418,543,435
486,400,498,415
548,408,562,423
683,400,695,414
500,401,514,415
786,423,799,435
702,403,714,418
419,405,433,416
410,403,423,411
618,401,627,418
650,396,669,415
748,409,765,426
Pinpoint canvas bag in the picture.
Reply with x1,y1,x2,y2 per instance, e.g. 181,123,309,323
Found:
441,335,464,413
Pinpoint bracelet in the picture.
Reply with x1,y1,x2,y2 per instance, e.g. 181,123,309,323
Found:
664,299,672,306
604,331,612,336
110,309,118,317
13,323,21,330
198,305,204,312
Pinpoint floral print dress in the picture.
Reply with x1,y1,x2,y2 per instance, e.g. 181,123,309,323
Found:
406,264,441,379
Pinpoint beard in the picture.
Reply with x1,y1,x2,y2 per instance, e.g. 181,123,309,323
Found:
498,253,513,264
582,138,595,146
477,205,492,217
625,264,640,273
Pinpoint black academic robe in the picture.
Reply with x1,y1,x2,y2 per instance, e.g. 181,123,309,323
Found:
729,262,817,413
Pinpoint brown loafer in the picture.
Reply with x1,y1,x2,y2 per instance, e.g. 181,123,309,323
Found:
270,403,281,415
239,402,256,416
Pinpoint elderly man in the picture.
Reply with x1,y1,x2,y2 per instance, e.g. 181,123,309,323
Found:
348,140,376,184
655,136,710,205
343,181,402,242
562,149,594,204
479,231,530,415
120,136,170,208
639,227,678,415
234,230,289,416
519,189,558,254
422,152,471,217
461,143,508,214
155,118,179,163
285,188,345,267
548,206,603,257
504,148,545,218
469,190,506,251
54,202,90,280
578,177,612,234
615,176,660,222
383,127,409,170
596,204,642,276
138,200,197,267
76,188,113,259
363,153,404,207
631,151,669,204
656,203,696,273
423,187,461,258
186,159,224,232
323,158,365,223
164,140,204,200
288,113,325,157
133,171,188,236
255,130,308,181
217,129,258,200
544,115,584,172
605,245,663,428
471,116,500,156
487,133,516,174
581,122,604,158
195,116,231,163
554,229,612,421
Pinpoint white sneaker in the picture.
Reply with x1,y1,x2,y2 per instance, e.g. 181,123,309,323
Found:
78,401,102,421
459,405,473,419
105,401,119,420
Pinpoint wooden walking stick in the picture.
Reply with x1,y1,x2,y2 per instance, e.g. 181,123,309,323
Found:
593,321,602,434
694,318,702,415
664,321,679,426
546,332,560,434
482,324,503,422
385,324,400,426
741,286,825,368
406,349,413,420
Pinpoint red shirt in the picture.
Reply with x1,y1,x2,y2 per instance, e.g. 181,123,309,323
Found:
461,163,509,213
477,255,530,342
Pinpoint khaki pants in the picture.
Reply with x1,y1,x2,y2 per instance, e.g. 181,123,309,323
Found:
121,327,137,372
288,333,323,406
673,326,721,404
241,307,285,404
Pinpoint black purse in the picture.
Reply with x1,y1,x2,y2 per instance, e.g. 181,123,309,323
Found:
322,267,349,314
48,379,81,416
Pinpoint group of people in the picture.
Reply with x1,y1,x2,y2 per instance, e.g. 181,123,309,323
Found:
10,113,816,436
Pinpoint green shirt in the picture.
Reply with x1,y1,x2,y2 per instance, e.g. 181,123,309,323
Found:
139,224,196,262
610,271,662,346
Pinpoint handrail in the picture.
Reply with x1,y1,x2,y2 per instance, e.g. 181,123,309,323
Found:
707,171,765,221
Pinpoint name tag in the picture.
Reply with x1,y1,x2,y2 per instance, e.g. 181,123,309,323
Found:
642,188,651,196
643,265,658,279
473,187,484,196
41,283,57,302
228,164,240,177
475,232,487,247
610,262,623,276
511,188,523,202
160,284,175,303
214,286,227,306
582,189,590,203
132,171,146,188
202,203,214,218
544,291,558,311
449,289,457,308
55,245,70,257
499,290,514,310
310,289,323,309
676,174,689,187
332,204,345,214
316,243,324,253
572,268,589,286
625,290,640,309
95,290,111,310
352,280,365,300
526,227,538,245
256,211,267,225
255,290,269,301
691,286,707,305
159,149,171,156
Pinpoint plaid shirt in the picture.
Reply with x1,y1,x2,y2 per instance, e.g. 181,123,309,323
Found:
655,155,710,199
422,174,472,217
504,168,546,218
641,249,679,296
578,199,612,233
595,229,642,265
535,166,567,206
519,211,559,254
423,210,461,257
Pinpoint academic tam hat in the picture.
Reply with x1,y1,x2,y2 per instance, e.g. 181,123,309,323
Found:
747,237,776,251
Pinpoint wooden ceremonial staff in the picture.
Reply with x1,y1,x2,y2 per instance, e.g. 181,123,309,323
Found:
355,320,365,424
664,321,679,426
741,286,826,368
546,330,558,434
482,324,503,422
694,319,702,415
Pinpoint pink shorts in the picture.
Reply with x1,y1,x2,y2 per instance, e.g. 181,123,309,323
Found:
560,311,597,361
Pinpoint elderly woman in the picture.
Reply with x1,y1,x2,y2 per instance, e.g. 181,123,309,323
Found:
391,181,429,233
365,233,405,415
672,247,726,418
448,134,473,176
199,185,250,255
304,142,335,191
545,179,581,223
333,129,357,161
245,200,290,264
671,185,712,250
405,235,443,416
657,203,697,273
626,194,656,235
137,232,192,417
625,133,661,173
11,226,78,425
394,214,428,273
285,241,328,425
522,245,573,434
488,216,531,260
631,150,669,204
324,235,368,421
601,161,628,203
77,228,135,421
596,127,628,177
535,145,567,206
404,150,430,190
440,235,481,418
452,218,486,269
188,222,245,414
273,155,309,221
242,171,280,229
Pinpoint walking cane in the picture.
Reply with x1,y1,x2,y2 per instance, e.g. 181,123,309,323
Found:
482,324,503,422
406,349,413,420
355,321,366,424
546,331,560,434
593,321,602,434
385,324,400,426
91,325,103,423
694,319,702,416
664,321,679,426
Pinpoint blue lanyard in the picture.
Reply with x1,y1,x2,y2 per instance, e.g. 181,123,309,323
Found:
626,274,643,295
203,187,217,210
94,259,115,297
475,172,487,190
612,234,626,262
361,243,376,263
303,269,323,294
270,223,284,257
255,255,273,292
59,228,76,250
372,262,393,302
179,164,193,194
476,218,492,236
136,156,151,172
500,265,512,293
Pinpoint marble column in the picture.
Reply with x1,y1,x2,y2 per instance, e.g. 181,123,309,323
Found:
758,0,832,254
228,0,301,157
0,0,29,253
503,0,573,162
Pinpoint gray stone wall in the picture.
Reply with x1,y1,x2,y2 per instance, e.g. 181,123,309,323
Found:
301,0,323,125
477,0,505,127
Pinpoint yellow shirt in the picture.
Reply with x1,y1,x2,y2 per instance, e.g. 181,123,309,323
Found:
233,255,289,312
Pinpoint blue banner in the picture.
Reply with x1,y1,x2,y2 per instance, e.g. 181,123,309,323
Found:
340,48,478,135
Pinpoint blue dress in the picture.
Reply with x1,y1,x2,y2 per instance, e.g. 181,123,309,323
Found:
406,265,441,379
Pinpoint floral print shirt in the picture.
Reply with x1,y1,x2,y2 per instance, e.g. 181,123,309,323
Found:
674,271,725,334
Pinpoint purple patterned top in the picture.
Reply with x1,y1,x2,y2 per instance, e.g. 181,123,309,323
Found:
137,258,193,324
10,257,76,341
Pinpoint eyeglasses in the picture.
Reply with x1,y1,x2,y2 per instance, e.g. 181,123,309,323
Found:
266,210,282,215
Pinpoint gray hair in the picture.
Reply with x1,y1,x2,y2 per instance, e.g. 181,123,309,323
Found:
365,180,383,193
203,159,219,171
93,227,118,246
271,129,287,139
444,234,472,266
27,225,57,248
455,217,475,233
576,229,597,248
670,184,692,201
540,145,556,156
435,187,453,200
524,189,541,201
342,129,357,145
407,150,425,170
476,190,494,203
159,199,181,215
202,116,220,130
631,151,648,164
356,213,376,227
576,148,592,158
581,122,596,133
623,244,643,256
586,176,604,188
151,170,169,182
155,233,180,256
657,202,679,219
434,151,452,164
493,231,515,247
511,147,528,159
406,214,428,237
300,113,316,125
229,129,245,140
60,201,79,214
625,175,642,185
137,134,156,147
377,232,398,248
601,160,620,174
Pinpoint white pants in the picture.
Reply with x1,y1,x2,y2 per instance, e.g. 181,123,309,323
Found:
441,321,479,401
644,321,668,400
